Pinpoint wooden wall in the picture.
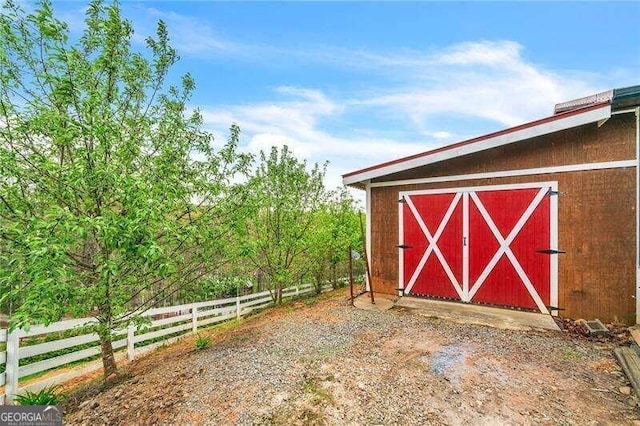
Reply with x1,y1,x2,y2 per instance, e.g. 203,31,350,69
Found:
368,113,637,324
373,114,636,183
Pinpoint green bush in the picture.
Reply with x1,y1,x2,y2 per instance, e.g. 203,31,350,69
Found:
15,386,66,405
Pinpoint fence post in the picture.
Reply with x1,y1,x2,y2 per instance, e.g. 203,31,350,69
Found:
236,296,241,319
192,305,198,333
5,329,19,405
127,325,135,362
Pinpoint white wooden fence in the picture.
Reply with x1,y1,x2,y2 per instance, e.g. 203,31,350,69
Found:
0,283,330,404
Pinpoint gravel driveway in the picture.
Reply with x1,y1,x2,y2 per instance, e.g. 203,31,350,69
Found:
66,289,639,425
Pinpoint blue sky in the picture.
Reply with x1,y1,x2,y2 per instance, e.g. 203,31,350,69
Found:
53,1,639,197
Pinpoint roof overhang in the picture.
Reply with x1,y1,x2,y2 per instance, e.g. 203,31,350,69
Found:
343,102,612,187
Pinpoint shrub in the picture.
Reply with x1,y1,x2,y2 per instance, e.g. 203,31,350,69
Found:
195,335,211,351
15,386,66,405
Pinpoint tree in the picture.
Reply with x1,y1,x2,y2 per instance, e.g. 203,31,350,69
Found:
0,0,249,379
239,146,327,303
305,189,361,293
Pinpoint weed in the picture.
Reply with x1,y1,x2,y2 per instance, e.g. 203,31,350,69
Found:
303,377,335,406
15,385,66,405
564,348,582,360
304,296,320,307
194,335,211,351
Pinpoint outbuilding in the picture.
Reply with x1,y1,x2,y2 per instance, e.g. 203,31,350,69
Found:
343,86,640,324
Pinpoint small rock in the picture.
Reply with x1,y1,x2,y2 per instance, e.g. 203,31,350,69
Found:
620,386,632,395
357,382,366,390
89,400,100,409
272,392,288,404
78,399,91,409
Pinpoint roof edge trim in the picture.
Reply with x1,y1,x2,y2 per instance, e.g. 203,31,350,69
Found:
342,102,611,186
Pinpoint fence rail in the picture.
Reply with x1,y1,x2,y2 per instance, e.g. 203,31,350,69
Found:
0,282,332,404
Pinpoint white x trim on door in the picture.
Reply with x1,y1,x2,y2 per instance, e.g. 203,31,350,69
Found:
467,187,550,314
403,193,464,299
399,181,558,315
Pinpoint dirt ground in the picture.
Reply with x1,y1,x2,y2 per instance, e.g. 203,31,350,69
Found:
64,288,640,425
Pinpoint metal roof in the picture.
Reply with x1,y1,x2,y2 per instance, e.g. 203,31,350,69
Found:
554,85,640,114
612,85,640,110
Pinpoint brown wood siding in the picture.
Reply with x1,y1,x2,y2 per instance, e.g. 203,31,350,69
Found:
369,114,637,324
372,114,635,183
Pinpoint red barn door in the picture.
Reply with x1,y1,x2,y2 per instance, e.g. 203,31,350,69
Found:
400,183,556,314
401,192,464,301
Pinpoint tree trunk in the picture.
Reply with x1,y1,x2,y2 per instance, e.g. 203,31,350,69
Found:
332,263,337,289
99,332,118,380
97,298,118,380
258,271,265,292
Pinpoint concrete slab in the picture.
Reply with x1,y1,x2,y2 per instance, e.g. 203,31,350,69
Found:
353,292,397,312
395,297,560,331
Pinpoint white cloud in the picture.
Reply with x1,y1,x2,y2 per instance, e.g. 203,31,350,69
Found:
194,39,612,148
199,86,428,198
355,41,604,129
198,39,626,201
141,7,237,54
436,40,523,66
431,131,454,140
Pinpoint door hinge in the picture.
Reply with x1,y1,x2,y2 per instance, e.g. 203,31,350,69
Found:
546,305,565,311
398,197,406,203
547,190,560,196
536,249,566,254
396,244,412,249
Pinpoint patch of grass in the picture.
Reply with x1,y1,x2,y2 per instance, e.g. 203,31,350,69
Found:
304,296,321,307
303,377,335,406
194,335,211,351
15,385,67,405
211,317,243,332
564,348,583,360
245,305,271,316
317,345,347,358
